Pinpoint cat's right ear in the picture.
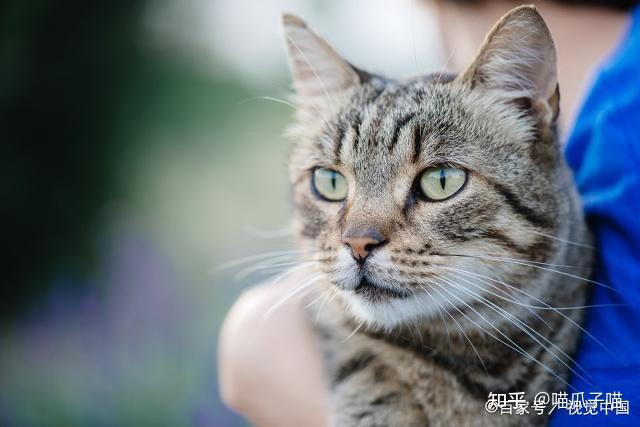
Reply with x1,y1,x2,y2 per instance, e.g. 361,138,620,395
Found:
458,6,559,124
282,14,361,99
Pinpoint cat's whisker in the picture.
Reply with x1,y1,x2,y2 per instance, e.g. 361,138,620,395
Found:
435,273,596,387
405,311,438,353
259,262,319,290
431,278,556,375
444,266,620,369
410,316,428,352
480,254,585,269
420,284,488,373
449,271,598,384
444,267,623,311
242,224,294,239
439,269,552,329
238,94,332,129
341,320,365,343
527,229,596,250
440,265,623,364
419,283,453,354
437,252,618,292
217,249,315,271
304,286,333,310
234,260,319,280
238,95,297,110
429,280,574,391
439,266,624,311
262,273,324,321
443,265,623,311
314,286,339,324
440,252,583,269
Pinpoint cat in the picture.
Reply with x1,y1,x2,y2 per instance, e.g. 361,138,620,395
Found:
282,5,592,426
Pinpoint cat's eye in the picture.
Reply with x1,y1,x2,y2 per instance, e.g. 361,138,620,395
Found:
419,167,467,201
312,168,348,201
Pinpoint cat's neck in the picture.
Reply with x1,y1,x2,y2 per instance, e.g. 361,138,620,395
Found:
316,278,586,395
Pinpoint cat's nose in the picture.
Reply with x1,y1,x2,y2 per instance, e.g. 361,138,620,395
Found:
342,229,386,263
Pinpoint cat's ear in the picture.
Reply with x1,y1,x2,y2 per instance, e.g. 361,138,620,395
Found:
282,13,361,98
459,6,559,122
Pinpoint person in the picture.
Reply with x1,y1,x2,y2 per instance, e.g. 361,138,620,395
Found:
219,1,640,425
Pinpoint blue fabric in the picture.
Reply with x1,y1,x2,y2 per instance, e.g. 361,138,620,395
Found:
550,6,640,426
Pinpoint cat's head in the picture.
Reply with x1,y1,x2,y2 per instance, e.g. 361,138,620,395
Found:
283,6,572,329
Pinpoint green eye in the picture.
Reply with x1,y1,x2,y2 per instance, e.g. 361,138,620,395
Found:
312,168,348,201
419,167,467,201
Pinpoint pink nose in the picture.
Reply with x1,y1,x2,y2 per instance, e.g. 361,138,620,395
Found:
342,229,386,263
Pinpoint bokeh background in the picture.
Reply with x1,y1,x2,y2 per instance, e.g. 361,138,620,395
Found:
0,0,444,425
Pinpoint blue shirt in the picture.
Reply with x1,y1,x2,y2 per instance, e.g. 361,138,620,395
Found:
551,6,640,426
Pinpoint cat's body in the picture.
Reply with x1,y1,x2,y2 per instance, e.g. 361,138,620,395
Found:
281,6,593,426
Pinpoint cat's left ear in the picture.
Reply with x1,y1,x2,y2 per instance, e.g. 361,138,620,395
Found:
282,14,362,99
459,5,559,123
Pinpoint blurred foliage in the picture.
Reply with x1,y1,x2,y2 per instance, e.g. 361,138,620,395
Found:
1,0,148,320
0,0,292,424
1,0,287,322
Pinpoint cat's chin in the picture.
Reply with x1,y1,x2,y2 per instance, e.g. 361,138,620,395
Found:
353,278,411,302
340,290,433,330
340,281,479,330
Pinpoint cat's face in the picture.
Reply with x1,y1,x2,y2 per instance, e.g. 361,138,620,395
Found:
283,9,567,328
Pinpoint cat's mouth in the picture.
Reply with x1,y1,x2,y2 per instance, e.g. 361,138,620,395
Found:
353,277,410,301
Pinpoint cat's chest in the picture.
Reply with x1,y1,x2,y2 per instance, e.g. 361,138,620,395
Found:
322,330,546,426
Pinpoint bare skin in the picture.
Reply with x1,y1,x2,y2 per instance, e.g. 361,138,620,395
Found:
218,268,330,426
218,2,628,425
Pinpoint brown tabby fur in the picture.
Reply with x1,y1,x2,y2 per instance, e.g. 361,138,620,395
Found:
282,5,593,426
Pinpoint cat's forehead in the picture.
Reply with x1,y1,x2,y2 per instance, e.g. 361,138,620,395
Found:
347,74,455,119
335,77,481,178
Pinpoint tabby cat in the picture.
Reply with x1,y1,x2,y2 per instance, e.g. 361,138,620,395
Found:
282,5,592,426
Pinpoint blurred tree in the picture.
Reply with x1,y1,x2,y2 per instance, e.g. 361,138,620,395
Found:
0,0,146,321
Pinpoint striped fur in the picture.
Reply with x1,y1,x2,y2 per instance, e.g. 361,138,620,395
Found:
283,6,592,426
